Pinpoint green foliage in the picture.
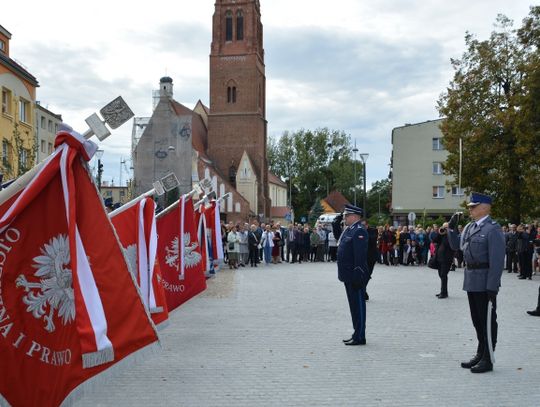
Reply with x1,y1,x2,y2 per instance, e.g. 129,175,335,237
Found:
437,8,540,224
308,198,324,226
268,128,369,217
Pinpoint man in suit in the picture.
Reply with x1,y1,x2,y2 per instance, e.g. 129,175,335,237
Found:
286,224,296,263
332,204,370,346
448,192,505,373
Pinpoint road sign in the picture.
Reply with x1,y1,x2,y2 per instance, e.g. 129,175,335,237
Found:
408,212,416,223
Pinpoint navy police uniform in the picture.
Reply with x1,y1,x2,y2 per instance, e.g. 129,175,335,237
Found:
332,204,370,345
448,192,505,373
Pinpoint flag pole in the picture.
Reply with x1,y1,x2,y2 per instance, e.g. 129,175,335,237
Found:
156,184,205,219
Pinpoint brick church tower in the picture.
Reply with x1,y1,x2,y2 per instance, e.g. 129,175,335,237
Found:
208,0,270,217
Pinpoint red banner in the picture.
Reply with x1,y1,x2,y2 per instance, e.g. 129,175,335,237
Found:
110,197,169,328
156,196,206,312
0,132,158,407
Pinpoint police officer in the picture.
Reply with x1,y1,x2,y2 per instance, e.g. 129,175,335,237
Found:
332,204,370,346
448,192,505,373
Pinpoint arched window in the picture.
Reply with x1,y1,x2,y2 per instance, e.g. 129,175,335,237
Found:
227,86,237,103
236,10,244,41
225,11,233,41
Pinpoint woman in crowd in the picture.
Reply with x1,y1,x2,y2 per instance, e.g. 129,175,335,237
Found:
227,225,240,269
328,229,338,261
271,226,282,264
431,222,455,298
238,223,249,267
260,224,274,265
302,226,311,262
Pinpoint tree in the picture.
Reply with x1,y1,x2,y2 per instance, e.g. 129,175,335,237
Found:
308,198,324,226
365,178,392,220
268,128,356,218
437,8,540,223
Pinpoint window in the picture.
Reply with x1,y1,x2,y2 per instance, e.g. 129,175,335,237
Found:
432,162,443,174
18,98,29,123
19,149,27,169
432,186,445,199
41,116,46,129
225,11,233,41
432,137,443,150
0,39,5,53
55,124,58,133
236,10,244,40
2,88,11,115
41,140,46,153
451,186,464,196
48,120,53,132
48,143,53,154
227,86,237,103
2,141,8,166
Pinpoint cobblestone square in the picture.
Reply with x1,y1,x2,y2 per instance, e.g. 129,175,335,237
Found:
76,262,540,407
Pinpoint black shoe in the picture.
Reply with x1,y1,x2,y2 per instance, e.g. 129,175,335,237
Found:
527,309,540,316
342,337,354,343
345,339,366,346
435,293,441,298
438,293,448,299
519,276,526,279
470,358,493,373
461,354,482,369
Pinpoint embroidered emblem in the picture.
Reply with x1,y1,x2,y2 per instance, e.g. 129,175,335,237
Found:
16,234,75,332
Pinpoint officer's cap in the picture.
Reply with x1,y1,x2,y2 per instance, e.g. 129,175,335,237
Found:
343,204,363,216
467,192,492,207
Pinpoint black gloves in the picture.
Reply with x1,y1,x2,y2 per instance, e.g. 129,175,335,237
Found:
487,290,497,302
448,212,461,229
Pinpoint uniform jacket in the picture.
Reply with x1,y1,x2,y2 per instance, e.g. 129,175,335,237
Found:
335,220,369,285
448,216,505,292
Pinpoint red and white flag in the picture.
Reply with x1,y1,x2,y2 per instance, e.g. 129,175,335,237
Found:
156,196,206,312
201,200,224,271
110,197,169,328
0,131,159,407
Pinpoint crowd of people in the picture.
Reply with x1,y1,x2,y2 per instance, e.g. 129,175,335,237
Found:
220,221,340,268
220,219,540,278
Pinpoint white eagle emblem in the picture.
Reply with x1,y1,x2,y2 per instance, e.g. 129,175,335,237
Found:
165,233,201,269
15,234,75,333
123,244,138,279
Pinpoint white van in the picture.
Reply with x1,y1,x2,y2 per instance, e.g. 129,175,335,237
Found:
317,213,340,226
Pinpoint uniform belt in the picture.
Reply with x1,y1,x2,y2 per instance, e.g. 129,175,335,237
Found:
467,263,490,270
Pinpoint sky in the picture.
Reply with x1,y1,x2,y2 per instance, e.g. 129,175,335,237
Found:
1,0,534,188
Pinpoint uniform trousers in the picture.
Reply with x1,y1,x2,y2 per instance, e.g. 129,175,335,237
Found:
344,282,366,341
467,291,497,355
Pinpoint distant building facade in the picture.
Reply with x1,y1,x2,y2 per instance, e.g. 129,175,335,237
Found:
35,103,62,163
0,24,39,180
391,119,465,224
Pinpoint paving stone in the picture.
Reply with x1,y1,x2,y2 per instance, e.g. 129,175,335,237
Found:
75,263,540,407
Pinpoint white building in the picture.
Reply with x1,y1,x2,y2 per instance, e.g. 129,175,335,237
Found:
35,103,62,163
391,119,465,225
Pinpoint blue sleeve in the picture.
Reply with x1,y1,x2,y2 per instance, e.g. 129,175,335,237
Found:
487,225,505,292
353,228,369,282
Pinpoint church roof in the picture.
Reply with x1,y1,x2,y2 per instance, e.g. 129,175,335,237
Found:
268,172,287,187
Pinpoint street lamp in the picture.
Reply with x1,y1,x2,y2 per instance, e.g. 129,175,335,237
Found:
352,141,358,206
326,142,332,196
95,149,104,192
359,153,369,214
